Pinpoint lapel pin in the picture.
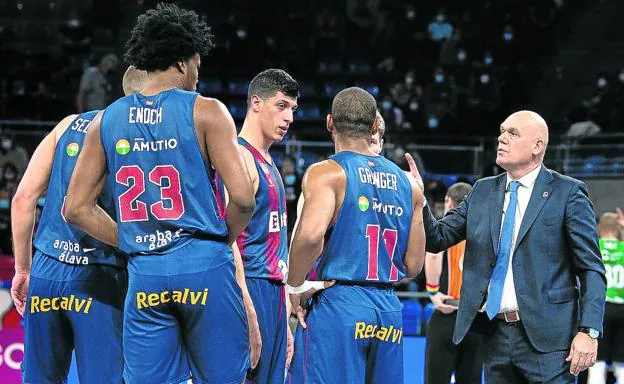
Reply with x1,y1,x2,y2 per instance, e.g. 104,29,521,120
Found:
543,191,549,198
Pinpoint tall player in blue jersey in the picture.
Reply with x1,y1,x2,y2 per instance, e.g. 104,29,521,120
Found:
9,67,145,383
219,69,299,383
287,87,426,383
64,4,257,384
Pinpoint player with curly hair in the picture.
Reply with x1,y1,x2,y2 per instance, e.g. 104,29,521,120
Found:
64,4,257,383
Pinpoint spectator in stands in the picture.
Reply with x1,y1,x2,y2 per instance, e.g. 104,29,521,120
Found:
0,134,28,178
425,67,457,126
439,29,463,68
425,182,484,384
586,72,617,132
565,106,602,139
75,53,119,112
0,162,19,198
428,11,453,42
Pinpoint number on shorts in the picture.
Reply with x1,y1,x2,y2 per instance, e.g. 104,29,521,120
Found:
366,225,399,281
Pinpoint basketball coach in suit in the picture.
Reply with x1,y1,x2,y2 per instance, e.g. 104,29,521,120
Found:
406,110,606,382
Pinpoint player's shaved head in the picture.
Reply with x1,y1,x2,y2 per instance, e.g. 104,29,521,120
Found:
331,87,377,139
122,65,148,96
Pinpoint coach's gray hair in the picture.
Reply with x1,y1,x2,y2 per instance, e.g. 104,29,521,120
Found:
331,87,377,138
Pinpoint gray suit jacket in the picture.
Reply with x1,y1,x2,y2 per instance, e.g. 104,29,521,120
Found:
424,166,606,353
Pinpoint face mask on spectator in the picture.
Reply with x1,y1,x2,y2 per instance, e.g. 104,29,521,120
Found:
428,117,439,128
484,56,493,65
457,51,467,61
236,28,247,39
4,172,15,181
480,74,490,84
382,101,392,110
503,32,513,41
434,74,444,83
284,174,296,185
409,102,419,111
1,139,12,150
619,72,624,82
405,75,414,85
406,9,415,20
436,14,444,23
597,78,607,88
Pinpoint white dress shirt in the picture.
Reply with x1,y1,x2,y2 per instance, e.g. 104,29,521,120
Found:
495,165,542,312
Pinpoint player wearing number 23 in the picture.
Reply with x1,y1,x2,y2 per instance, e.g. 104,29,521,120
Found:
64,5,257,384
287,88,426,383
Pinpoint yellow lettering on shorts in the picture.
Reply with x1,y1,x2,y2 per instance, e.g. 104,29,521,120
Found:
148,293,159,307
40,298,51,312
160,291,170,304
354,322,366,339
136,292,147,309
201,289,208,305
51,297,60,311
172,290,182,303
84,298,93,314
30,296,40,313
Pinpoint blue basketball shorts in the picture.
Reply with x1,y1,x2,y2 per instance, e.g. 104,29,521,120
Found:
246,278,287,384
23,250,127,384
122,239,250,384
289,284,404,384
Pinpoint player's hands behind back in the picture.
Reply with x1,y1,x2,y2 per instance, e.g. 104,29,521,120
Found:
11,271,30,316
246,304,262,369
289,280,335,329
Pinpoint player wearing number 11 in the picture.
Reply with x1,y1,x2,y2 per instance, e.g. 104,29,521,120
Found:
65,4,257,384
287,87,426,383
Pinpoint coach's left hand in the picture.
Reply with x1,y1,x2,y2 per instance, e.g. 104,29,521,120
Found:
566,332,598,375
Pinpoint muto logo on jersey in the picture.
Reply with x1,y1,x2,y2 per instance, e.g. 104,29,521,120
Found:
358,196,370,212
66,142,80,157
116,139,131,155
372,198,404,217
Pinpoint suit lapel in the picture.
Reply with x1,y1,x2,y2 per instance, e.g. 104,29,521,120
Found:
514,166,554,251
489,174,506,255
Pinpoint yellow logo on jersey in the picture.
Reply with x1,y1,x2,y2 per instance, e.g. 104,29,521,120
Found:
136,288,208,309
354,321,403,344
30,295,93,314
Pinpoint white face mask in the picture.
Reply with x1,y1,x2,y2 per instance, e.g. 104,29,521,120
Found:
480,74,490,84
619,73,624,82
597,78,607,88
1,139,12,150
457,51,467,61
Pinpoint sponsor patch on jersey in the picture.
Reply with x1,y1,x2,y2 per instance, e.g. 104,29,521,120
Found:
66,142,80,157
116,139,131,155
358,196,370,212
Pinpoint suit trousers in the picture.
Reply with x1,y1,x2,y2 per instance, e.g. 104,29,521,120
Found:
425,310,485,384
483,317,576,383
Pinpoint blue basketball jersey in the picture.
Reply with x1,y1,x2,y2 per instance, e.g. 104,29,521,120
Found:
34,111,125,267
100,89,227,255
314,152,413,283
233,138,288,282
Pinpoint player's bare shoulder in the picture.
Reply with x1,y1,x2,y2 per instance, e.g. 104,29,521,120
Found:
193,96,234,131
302,160,345,194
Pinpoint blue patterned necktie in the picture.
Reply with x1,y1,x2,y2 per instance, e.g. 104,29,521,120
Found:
486,181,521,319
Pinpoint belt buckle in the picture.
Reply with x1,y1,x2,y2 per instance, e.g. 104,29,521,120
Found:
503,311,519,323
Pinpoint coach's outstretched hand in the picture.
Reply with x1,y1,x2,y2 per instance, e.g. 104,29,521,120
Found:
11,271,29,316
289,280,335,328
405,153,424,192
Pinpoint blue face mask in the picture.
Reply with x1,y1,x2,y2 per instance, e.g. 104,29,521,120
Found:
484,56,493,65
434,74,444,83
0,199,9,209
284,174,297,185
382,101,392,110
503,32,513,41
428,117,439,128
